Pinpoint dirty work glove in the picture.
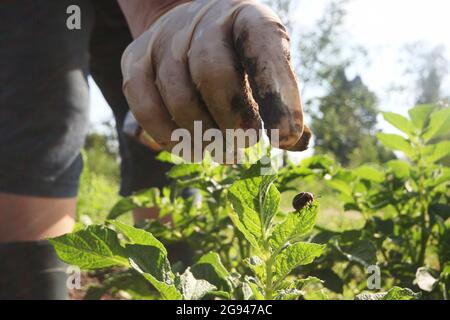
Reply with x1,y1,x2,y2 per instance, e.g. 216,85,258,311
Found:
121,0,311,155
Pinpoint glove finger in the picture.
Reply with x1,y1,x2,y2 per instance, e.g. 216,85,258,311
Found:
151,16,217,133
121,32,179,150
232,1,310,151
188,4,262,141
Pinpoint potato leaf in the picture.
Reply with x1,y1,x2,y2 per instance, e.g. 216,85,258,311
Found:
167,163,203,179
127,244,181,300
382,112,416,136
386,160,411,178
269,202,319,250
228,163,280,250
356,287,420,300
423,141,450,163
353,165,385,182
108,188,160,220
273,242,325,284
422,107,450,141
108,220,167,252
176,268,217,300
376,133,415,158
408,104,435,130
335,239,377,267
49,225,128,269
191,252,232,292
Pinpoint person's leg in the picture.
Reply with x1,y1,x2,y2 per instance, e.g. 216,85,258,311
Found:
0,0,94,299
0,194,76,243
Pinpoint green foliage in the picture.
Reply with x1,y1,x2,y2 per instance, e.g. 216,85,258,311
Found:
227,162,325,299
323,104,449,299
51,105,448,300
83,132,119,180
355,287,421,300
52,159,331,300
77,132,121,224
49,225,128,269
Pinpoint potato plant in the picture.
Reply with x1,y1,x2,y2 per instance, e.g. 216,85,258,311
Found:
313,105,449,299
49,105,446,300
50,151,420,300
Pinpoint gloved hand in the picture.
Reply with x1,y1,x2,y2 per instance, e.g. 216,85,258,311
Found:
121,0,311,156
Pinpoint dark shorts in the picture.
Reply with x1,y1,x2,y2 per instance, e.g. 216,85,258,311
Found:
0,0,171,197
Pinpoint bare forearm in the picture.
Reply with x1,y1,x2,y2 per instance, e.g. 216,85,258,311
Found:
117,0,189,38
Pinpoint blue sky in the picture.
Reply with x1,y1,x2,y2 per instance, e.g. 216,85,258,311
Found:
89,0,449,135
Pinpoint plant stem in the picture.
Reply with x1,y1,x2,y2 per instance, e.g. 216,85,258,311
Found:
393,203,416,262
264,258,274,300
442,282,448,300
416,160,430,267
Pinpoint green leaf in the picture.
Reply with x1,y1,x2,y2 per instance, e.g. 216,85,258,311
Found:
423,107,450,141
335,239,377,267
442,263,450,277
275,289,303,300
167,163,203,179
382,112,415,136
49,225,128,269
386,160,411,178
269,202,319,250
108,220,166,252
434,167,450,186
409,104,435,130
300,155,335,171
191,252,232,292
355,287,420,300
108,188,160,220
176,268,216,300
353,165,385,182
354,292,386,300
245,256,266,280
310,269,344,294
423,141,450,163
430,204,450,221
156,151,185,164
326,179,353,197
259,174,281,231
372,217,394,236
275,276,325,300
246,281,265,300
376,133,415,157
273,242,325,283
383,287,421,300
127,244,181,300
228,164,280,250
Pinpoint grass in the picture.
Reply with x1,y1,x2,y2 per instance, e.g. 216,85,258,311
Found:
76,149,131,227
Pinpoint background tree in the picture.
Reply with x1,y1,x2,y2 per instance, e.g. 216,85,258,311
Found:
264,0,391,166
403,43,449,105
311,68,392,166
262,0,348,93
